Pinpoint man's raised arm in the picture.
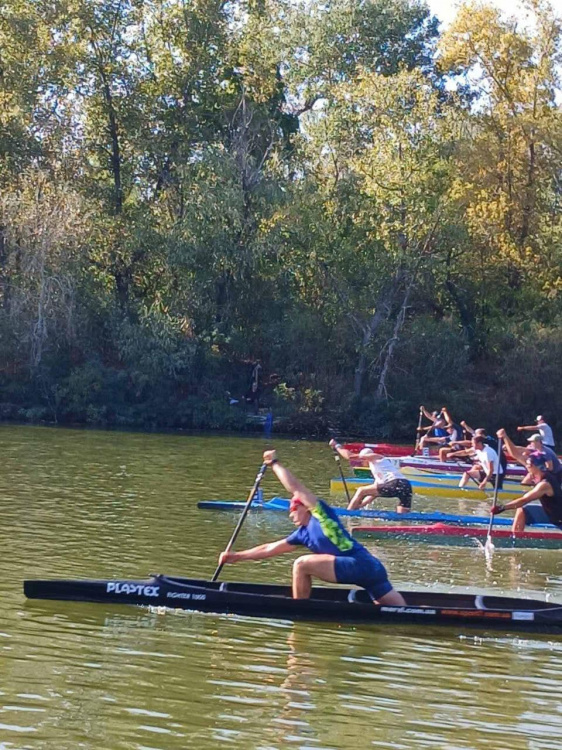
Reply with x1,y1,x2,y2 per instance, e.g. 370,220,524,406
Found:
497,428,527,467
263,450,318,509
329,439,354,461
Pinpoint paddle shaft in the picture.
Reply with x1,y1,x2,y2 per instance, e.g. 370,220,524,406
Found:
486,437,503,540
332,446,352,504
414,407,424,453
211,463,268,582
450,454,482,489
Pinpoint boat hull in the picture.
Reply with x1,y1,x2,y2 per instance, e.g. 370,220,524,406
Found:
352,457,526,479
343,442,420,457
330,476,523,500
351,523,562,549
23,575,562,632
196,497,555,528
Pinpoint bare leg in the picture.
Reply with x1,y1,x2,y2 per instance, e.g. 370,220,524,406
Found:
512,508,526,533
359,495,376,508
377,588,406,605
396,504,409,514
292,554,337,599
459,468,479,488
348,484,378,510
359,486,380,508
439,446,452,462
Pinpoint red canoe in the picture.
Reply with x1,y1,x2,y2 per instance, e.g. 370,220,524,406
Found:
343,442,426,457
351,522,562,549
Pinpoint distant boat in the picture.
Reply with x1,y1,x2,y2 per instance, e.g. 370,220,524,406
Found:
351,523,562,549
197,496,554,529
330,473,523,501
352,455,526,479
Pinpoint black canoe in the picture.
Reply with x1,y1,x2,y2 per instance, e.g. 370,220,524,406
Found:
23,575,562,632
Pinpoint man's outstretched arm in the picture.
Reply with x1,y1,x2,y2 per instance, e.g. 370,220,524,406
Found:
264,450,318,509
329,439,354,461
497,428,527,467
219,539,296,566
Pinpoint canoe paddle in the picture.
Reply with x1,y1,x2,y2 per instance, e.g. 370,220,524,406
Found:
485,437,503,553
414,407,424,454
211,462,268,582
331,442,352,505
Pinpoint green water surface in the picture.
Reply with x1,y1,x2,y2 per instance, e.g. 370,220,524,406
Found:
1,425,562,749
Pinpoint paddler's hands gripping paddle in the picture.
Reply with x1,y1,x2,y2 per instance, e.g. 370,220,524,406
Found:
485,437,503,552
212,462,268,582
329,439,352,505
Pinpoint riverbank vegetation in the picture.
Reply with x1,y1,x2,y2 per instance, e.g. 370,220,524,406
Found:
1,0,561,437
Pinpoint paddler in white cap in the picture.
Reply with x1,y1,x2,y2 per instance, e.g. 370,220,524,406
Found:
330,440,412,513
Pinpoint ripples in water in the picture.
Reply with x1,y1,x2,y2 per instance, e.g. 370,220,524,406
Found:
2,425,562,749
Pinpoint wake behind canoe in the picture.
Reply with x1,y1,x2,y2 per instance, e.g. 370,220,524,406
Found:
23,575,562,632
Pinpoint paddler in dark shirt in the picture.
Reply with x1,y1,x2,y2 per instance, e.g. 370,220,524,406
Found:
218,450,406,605
496,428,562,485
491,452,562,531
417,407,448,451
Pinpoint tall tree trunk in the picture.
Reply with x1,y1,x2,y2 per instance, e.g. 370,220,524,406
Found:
95,54,122,215
353,273,402,398
0,224,10,311
520,139,535,245
376,282,412,400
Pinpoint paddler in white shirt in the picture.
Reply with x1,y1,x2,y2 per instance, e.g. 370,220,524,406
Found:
458,434,505,491
329,440,412,513
517,415,555,451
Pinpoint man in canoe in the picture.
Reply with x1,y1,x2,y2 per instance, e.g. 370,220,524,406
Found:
495,428,562,485
218,450,406,605
417,406,448,452
491,452,562,531
458,434,504,491
329,440,412,513
517,415,555,451
449,426,508,475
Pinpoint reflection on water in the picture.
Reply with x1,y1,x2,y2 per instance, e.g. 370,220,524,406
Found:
1,424,562,749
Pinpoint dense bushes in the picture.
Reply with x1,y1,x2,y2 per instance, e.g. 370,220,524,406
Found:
1,1,561,439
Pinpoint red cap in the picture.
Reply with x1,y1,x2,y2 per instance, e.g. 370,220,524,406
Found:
289,495,305,512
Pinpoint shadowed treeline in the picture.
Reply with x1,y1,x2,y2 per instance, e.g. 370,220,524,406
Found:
0,0,561,438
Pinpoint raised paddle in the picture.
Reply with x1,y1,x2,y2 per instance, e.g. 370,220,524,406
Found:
485,437,503,553
211,462,268,582
331,442,352,505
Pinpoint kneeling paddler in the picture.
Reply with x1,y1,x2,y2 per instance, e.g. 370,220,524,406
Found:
491,452,562,532
218,450,405,605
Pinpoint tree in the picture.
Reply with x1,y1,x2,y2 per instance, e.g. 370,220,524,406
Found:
439,0,562,334
269,67,461,397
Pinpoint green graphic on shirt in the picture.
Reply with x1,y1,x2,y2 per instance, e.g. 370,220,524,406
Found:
312,503,353,551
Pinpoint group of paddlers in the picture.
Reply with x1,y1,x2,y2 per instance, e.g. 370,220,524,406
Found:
218,413,561,607
330,409,562,534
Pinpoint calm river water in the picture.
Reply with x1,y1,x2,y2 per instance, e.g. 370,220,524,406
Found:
1,425,562,749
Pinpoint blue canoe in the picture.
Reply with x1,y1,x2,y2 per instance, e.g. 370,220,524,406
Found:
197,497,555,529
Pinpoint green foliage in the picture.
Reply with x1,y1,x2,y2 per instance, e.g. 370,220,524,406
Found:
1,1,562,437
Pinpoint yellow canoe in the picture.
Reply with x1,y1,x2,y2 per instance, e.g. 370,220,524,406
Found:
330,474,523,501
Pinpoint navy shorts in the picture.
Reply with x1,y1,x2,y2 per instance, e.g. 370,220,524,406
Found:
334,554,392,600
478,471,504,489
524,504,562,529
377,478,412,508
